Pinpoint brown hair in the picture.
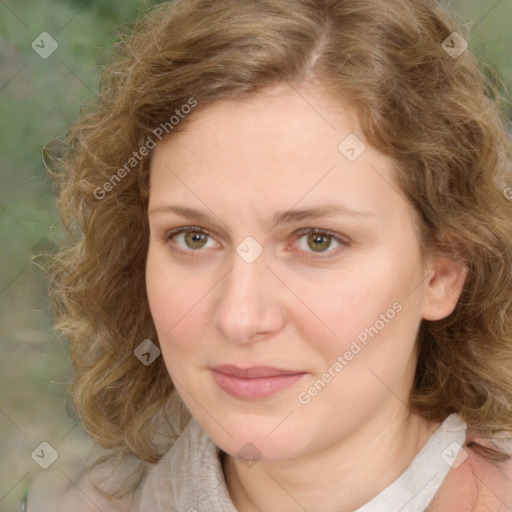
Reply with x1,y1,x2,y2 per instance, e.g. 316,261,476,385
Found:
48,0,512,497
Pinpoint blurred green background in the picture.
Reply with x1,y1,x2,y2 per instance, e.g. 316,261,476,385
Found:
0,0,511,509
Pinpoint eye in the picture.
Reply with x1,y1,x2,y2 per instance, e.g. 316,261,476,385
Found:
166,226,218,252
292,228,350,257
165,226,350,258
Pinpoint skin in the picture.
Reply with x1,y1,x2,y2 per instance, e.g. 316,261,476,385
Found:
146,83,467,512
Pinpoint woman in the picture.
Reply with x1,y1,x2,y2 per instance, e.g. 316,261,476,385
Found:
27,0,512,510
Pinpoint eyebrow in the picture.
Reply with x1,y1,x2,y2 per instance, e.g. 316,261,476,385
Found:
148,202,375,228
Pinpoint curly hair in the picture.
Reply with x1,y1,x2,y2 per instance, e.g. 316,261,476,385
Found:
48,0,512,498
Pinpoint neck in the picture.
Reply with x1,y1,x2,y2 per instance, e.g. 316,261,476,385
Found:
223,408,441,512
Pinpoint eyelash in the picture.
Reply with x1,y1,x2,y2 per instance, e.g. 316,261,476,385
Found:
165,225,351,260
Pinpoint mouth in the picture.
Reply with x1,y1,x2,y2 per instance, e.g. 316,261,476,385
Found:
211,365,307,400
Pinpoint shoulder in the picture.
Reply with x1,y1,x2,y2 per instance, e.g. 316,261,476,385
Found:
429,431,512,511
25,414,195,512
25,458,140,512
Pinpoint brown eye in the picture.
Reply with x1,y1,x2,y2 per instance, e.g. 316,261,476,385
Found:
306,233,333,252
294,228,350,258
183,231,208,249
167,227,217,251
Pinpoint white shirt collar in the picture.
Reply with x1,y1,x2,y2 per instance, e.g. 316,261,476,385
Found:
356,414,467,512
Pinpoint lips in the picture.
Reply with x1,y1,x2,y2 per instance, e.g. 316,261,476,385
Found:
211,364,307,399
213,365,304,378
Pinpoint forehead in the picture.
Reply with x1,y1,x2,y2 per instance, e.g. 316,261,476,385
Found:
149,85,405,223
154,84,362,164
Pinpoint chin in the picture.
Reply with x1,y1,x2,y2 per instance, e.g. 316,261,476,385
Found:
190,407,314,462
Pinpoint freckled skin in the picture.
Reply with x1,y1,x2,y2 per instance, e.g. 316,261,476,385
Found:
145,84,466,512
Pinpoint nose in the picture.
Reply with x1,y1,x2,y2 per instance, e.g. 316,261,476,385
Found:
213,245,285,345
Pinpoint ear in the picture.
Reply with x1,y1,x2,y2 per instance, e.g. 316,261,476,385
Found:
421,255,468,321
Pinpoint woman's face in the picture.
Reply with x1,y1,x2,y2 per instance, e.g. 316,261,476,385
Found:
146,85,444,461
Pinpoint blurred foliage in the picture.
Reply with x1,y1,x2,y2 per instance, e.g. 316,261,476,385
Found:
447,0,512,118
0,0,511,509
0,1,153,509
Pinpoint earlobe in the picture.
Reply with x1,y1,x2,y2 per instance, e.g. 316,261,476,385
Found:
421,256,468,321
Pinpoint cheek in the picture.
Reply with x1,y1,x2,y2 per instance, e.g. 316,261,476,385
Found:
146,248,213,360
293,279,421,421
299,251,423,367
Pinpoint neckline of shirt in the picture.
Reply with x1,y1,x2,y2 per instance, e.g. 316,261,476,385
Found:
139,413,467,511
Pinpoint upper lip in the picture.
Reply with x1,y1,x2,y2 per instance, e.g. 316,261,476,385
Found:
212,365,305,378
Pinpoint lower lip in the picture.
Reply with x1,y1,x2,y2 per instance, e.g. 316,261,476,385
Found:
212,370,306,400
